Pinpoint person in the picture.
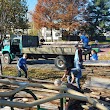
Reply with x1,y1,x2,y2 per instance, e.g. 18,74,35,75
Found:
90,50,98,60
17,31,22,37
17,53,28,78
70,44,83,89
54,79,84,110
94,40,98,47
79,32,89,49
40,36,45,45
61,67,73,83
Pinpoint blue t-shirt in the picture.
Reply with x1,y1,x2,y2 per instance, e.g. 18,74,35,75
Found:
90,54,98,60
80,35,89,44
18,57,27,67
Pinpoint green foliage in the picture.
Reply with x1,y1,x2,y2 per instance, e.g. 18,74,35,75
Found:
83,0,110,38
0,0,28,35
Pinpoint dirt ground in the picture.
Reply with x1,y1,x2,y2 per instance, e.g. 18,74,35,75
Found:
98,48,110,60
0,46,110,110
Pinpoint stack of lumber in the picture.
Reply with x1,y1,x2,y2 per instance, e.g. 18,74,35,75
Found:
82,76,110,109
83,76,110,90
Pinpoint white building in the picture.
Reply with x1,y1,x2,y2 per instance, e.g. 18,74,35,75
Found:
41,27,62,41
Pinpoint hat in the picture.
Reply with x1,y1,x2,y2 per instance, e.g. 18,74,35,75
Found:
54,79,62,86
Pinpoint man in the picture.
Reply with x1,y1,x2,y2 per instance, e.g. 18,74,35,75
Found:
79,32,89,48
17,53,28,78
70,44,83,89
40,36,45,45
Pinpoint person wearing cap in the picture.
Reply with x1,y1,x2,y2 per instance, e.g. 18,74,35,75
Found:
70,44,83,89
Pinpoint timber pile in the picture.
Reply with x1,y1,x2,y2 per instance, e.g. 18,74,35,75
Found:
83,60,110,67
0,63,110,110
0,78,60,110
82,64,110,110
0,75,110,110
82,76,110,110
83,76,110,90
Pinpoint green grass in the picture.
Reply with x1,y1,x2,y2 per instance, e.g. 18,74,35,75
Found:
2,66,64,80
106,37,110,41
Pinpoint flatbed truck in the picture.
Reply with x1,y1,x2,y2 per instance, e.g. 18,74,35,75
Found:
1,35,91,70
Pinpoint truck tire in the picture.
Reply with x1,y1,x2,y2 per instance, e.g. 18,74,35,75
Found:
2,53,11,64
54,56,66,70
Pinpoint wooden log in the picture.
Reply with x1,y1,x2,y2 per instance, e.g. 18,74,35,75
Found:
83,77,110,90
0,84,28,97
0,93,108,110
0,79,108,110
0,75,53,84
83,60,110,66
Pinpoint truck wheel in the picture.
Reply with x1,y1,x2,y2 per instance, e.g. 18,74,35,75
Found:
54,56,66,70
2,53,11,64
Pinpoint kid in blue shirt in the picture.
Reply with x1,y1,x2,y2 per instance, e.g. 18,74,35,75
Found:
90,50,98,60
79,33,89,48
17,54,28,78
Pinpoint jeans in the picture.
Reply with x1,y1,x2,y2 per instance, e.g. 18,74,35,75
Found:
71,62,82,89
83,42,88,47
18,66,27,78
67,75,71,83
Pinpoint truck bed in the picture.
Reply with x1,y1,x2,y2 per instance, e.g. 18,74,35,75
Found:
22,41,91,56
22,46,76,55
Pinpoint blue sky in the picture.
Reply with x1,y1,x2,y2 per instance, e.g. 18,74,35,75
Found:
27,0,38,21
27,0,37,11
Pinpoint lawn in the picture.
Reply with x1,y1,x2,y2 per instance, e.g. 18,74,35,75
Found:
2,66,64,80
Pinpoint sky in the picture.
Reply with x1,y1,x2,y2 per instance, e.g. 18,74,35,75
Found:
27,0,37,11
26,0,38,21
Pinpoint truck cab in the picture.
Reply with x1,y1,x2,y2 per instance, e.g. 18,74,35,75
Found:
2,35,39,64
2,37,21,64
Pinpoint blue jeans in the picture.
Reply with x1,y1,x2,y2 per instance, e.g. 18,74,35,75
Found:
71,62,82,89
83,43,89,49
67,75,71,83
18,66,27,78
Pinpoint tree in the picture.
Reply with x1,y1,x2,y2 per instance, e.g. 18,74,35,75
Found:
0,0,28,37
83,0,110,39
32,0,86,41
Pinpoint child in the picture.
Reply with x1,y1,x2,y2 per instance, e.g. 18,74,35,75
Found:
90,50,98,61
17,53,28,78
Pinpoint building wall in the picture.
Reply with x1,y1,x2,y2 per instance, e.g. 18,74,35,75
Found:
41,27,62,41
